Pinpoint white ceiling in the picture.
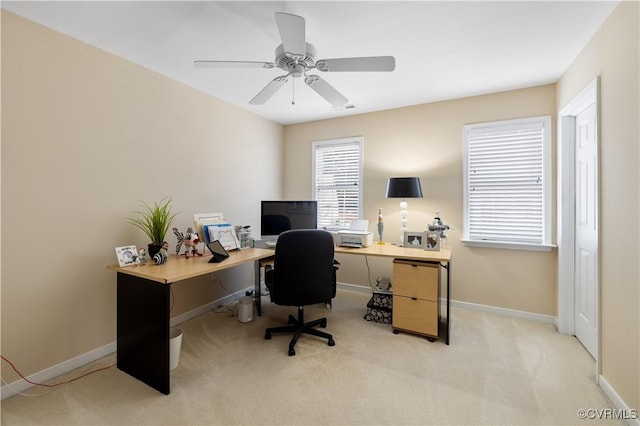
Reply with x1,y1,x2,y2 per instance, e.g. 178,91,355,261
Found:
3,1,618,125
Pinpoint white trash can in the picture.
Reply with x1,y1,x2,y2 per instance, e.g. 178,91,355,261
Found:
169,328,183,371
238,296,254,323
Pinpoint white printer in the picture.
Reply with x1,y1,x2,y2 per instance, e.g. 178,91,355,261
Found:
333,220,373,248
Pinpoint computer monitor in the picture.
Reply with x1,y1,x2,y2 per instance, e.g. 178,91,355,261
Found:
260,200,318,239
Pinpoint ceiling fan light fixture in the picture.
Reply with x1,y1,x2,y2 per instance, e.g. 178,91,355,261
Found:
290,64,305,78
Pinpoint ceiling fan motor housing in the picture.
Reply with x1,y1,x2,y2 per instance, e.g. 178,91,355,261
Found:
275,43,317,76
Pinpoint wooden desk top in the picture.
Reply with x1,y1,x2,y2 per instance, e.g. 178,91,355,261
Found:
107,248,274,284
335,244,452,263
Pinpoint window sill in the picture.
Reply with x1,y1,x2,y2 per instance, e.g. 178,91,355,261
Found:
461,239,556,252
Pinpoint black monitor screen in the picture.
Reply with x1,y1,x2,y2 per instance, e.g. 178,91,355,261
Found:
261,201,318,237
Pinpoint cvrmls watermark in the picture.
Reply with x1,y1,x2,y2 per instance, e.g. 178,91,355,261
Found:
577,408,638,420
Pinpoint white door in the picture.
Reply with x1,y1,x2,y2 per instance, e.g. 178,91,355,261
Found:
574,102,598,358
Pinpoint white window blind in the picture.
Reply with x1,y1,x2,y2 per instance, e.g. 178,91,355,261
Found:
312,137,362,229
463,116,551,249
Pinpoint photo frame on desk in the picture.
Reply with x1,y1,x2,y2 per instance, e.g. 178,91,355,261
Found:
424,231,440,251
403,231,424,249
115,245,139,267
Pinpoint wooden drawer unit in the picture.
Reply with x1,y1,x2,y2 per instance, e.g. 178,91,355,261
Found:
392,259,440,340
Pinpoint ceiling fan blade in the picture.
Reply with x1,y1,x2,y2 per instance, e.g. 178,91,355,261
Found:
274,12,306,58
194,60,275,69
249,76,288,105
304,75,348,107
315,56,396,72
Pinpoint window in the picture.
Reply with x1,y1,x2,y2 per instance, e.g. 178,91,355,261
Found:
312,137,363,229
463,116,552,250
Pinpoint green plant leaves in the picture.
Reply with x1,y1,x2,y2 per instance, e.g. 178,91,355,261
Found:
126,197,178,245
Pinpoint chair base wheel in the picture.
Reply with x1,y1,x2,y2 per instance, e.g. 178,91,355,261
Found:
265,309,334,355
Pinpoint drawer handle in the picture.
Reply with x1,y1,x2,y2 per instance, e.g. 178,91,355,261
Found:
411,297,418,301
411,264,418,268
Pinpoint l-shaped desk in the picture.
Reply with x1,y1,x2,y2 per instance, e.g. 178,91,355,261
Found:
108,244,451,395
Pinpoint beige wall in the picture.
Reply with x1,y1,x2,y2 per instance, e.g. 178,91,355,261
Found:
284,85,558,316
557,0,639,412
1,11,283,382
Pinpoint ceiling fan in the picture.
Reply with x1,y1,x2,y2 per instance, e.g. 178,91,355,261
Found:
194,12,396,107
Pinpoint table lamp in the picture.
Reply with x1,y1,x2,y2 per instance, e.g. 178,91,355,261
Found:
385,177,423,244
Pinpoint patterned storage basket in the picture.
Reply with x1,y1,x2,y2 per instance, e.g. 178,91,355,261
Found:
363,292,393,324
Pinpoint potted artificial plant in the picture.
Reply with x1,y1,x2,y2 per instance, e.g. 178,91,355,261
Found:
126,197,178,257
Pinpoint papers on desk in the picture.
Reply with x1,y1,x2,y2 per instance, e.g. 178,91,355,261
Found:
206,223,239,251
193,212,224,244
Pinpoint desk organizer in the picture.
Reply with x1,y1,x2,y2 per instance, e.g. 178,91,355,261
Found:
363,292,393,324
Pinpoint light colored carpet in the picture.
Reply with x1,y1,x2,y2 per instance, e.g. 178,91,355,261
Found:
1,289,619,425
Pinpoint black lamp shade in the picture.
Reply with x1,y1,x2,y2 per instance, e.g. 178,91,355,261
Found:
385,177,423,198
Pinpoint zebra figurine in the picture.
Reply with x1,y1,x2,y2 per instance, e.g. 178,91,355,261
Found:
153,241,169,265
173,227,203,258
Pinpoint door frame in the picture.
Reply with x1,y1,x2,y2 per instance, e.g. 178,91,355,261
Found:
557,77,600,369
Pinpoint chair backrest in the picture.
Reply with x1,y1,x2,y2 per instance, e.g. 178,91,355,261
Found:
271,229,335,307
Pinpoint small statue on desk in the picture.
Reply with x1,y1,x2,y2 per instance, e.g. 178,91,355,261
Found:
137,248,147,265
428,211,450,245
153,241,169,265
172,227,203,258
377,208,384,244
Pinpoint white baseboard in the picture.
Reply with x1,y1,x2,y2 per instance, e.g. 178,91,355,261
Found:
338,282,556,324
337,282,372,294
449,299,556,324
1,341,116,400
1,287,251,401
599,375,640,425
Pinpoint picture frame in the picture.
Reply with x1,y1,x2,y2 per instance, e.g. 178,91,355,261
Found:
115,245,139,267
424,231,440,251
403,231,424,249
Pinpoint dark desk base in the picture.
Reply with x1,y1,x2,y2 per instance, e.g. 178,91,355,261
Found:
116,256,265,395
117,272,170,394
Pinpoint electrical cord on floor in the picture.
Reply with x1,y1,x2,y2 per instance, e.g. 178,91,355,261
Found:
211,275,244,317
0,355,115,396
212,299,239,317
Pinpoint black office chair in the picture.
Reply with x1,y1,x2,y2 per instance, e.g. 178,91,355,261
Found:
264,229,337,356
